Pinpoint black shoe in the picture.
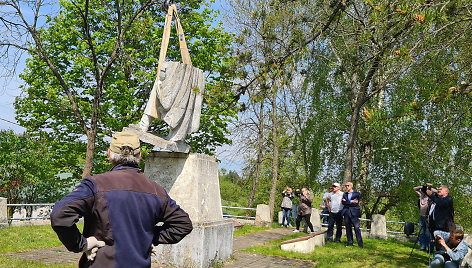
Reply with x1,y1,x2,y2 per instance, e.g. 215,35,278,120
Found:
335,240,341,243
326,239,334,243
346,243,353,247
358,245,364,248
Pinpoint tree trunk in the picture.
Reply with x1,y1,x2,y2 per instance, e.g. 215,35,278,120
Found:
82,129,97,178
268,94,279,222
342,96,364,185
358,140,372,218
247,100,264,216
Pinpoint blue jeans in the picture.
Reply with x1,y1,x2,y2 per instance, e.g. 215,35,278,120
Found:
419,216,429,250
429,254,458,268
419,216,435,252
282,208,291,227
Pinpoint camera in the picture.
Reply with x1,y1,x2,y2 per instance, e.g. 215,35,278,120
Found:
436,250,451,262
421,184,432,193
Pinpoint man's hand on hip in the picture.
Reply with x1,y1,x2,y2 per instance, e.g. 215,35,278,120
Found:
83,236,106,261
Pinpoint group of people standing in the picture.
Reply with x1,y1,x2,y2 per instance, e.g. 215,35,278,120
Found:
322,182,363,248
280,187,315,233
413,184,469,268
280,182,364,248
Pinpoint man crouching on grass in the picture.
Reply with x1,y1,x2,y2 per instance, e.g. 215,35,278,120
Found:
429,229,468,268
50,132,192,268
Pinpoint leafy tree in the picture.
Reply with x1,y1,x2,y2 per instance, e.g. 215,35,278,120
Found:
0,130,76,217
1,0,236,178
227,0,472,230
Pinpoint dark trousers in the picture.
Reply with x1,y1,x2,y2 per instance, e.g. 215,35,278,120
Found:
296,214,314,232
344,211,363,246
327,212,343,242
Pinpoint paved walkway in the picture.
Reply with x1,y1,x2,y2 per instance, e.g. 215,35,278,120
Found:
225,228,316,268
3,228,316,267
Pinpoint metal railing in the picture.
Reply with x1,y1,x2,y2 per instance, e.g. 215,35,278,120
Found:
320,213,371,231
5,202,420,237
319,212,417,235
386,220,418,235
221,206,256,220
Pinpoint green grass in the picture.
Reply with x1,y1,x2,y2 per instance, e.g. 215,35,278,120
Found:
0,224,429,267
0,256,76,268
0,224,83,268
0,225,64,253
241,233,430,268
234,224,270,237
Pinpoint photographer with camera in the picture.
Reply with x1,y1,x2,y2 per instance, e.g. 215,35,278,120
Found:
426,185,455,235
414,183,437,252
280,186,294,228
292,188,315,233
429,229,468,268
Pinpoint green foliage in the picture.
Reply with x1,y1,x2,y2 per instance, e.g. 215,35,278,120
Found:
13,0,237,177
219,170,248,206
228,0,472,231
0,130,77,205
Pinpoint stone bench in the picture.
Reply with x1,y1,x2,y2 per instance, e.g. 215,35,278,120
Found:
280,230,327,254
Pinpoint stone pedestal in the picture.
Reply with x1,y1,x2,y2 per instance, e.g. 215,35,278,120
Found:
144,152,233,267
462,234,472,267
0,197,7,228
310,208,322,232
370,214,387,239
255,204,271,227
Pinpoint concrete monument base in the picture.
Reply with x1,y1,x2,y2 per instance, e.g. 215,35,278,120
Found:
144,151,233,267
153,219,233,267
0,197,7,228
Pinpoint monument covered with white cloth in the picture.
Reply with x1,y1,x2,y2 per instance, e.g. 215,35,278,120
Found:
123,3,233,267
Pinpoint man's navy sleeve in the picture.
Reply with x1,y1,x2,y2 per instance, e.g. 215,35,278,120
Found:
50,178,96,252
153,193,193,245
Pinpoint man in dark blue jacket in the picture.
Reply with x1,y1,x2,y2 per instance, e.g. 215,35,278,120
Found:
342,182,363,248
50,132,193,268
426,185,454,235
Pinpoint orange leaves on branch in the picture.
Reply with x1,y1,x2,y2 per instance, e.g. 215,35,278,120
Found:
395,50,401,55
376,7,381,12
395,9,406,15
363,107,372,120
414,14,425,23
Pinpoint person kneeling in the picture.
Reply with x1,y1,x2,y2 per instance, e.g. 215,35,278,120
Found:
429,229,468,268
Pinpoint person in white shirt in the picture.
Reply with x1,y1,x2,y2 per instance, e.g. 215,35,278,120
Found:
326,183,343,242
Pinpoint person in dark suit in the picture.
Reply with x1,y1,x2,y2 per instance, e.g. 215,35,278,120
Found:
342,182,363,248
426,185,454,234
